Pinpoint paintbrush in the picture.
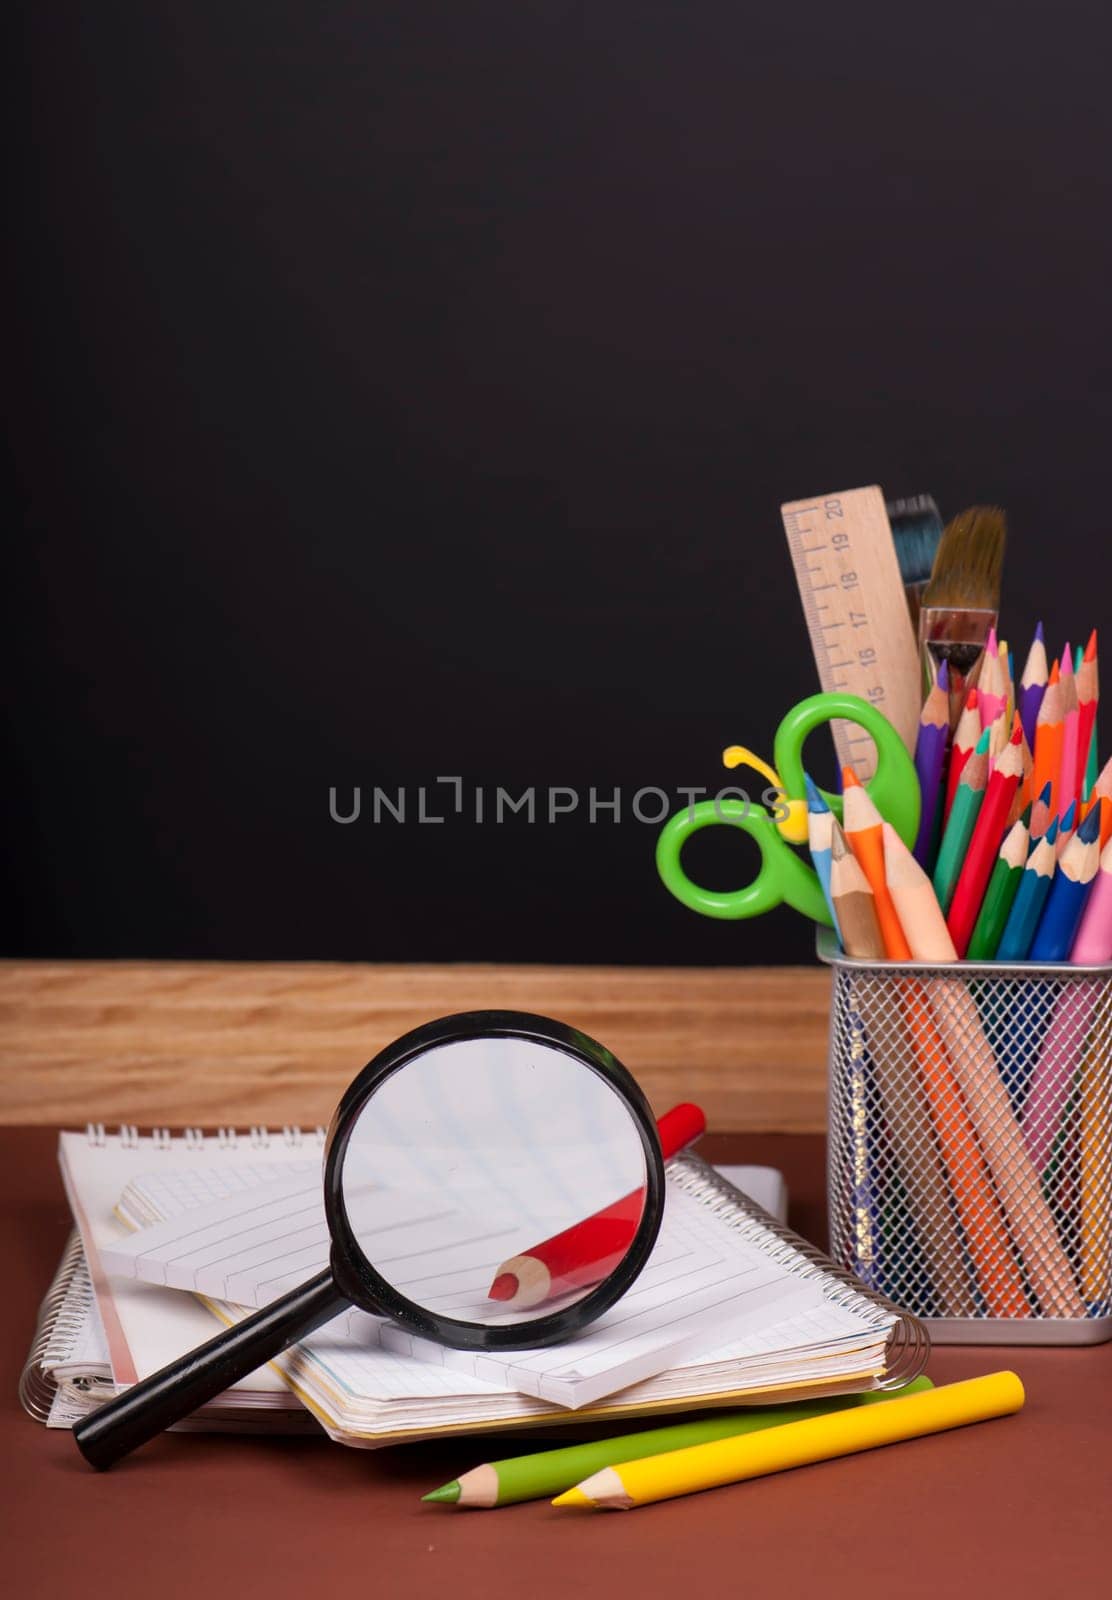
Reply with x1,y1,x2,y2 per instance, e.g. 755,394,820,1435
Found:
887,493,943,634
918,506,1005,727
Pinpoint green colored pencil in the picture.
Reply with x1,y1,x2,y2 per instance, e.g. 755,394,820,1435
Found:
421,1377,934,1507
933,727,991,911
967,818,1029,959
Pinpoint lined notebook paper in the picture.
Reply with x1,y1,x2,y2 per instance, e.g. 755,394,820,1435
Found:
44,1129,921,1447
102,1170,811,1406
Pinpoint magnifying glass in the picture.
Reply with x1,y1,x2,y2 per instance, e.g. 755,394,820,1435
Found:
74,1010,665,1470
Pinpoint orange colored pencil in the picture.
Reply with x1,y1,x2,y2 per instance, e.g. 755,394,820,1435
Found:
947,717,1025,957
883,825,1035,1317
1032,659,1064,818
1080,791,1112,852
842,769,912,960
1075,628,1098,802
944,689,981,824
901,984,1029,1316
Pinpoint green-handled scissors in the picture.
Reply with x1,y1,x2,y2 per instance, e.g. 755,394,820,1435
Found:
655,693,920,925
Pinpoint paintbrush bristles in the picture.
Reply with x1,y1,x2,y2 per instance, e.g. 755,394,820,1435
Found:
921,506,1006,612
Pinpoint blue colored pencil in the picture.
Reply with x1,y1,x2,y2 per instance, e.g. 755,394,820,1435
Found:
997,818,1059,961
804,773,840,938
1029,806,1103,961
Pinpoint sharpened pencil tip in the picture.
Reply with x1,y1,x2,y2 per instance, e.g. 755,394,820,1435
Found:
1034,619,1044,643
842,765,862,789
1079,805,1103,842
422,1482,461,1504
937,658,949,689
552,1488,592,1509
804,773,827,812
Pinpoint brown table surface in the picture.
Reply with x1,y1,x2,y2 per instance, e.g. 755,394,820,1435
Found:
5,1128,1109,1598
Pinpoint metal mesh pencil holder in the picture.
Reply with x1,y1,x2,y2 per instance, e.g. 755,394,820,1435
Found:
818,930,1112,1342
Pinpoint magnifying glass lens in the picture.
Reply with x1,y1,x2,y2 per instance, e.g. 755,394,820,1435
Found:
339,1037,649,1324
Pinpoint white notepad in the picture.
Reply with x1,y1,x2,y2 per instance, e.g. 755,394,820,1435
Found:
101,1169,810,1407
43,1128,921,1447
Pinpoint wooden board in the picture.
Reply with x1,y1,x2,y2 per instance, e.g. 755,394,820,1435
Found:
0,961,833,1132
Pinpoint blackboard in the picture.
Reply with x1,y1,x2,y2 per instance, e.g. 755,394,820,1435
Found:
8,3,1111,963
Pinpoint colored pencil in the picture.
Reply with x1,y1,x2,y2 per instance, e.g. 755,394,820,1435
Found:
996,819,1060,961
488,1102,705,1306
1058,643,1080,824
933,728,991,913
829,821,884,959
1030,780,1054,841
1075,629,1099,804
1023,830,1108,1178
1080,1024,1111,1307
552,1374,1025,1511
1029,804,1103,961
1085,758,1112,849
1018,621,1048,753
804,774,840,937
947,716,1024,957
424,1378,936,1506
966,818,1029,961
1072,833,1112,964
832,823,972,1310
1024,974,1104,1175
1000,637,1014,726
1006,724,1035,826
842,769,912,959
882,826,1029,1315
1084,713,1100,801
912,659,950,868
943,688,981,823
925,971,1084,1314
1056,797,1077,859
986,707,1010,770
1033,659,1064,818
977,625,1007,730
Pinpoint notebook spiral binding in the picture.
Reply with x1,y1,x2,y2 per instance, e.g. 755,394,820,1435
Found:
19,1127,329,1423
84,1123,327,1149
18,1231,88,1423
668,1152,930,1388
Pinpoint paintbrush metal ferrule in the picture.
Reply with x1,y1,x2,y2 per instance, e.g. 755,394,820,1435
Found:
919,606,998,722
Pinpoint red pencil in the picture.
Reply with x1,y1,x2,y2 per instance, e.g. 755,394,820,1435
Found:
944,688,980,824
487,1102,705,1307
946,715,1025,957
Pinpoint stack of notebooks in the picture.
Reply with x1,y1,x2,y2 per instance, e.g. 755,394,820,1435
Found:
21,1128,928,1447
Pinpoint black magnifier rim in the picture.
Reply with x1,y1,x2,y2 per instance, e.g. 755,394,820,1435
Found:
322,1009,666,1352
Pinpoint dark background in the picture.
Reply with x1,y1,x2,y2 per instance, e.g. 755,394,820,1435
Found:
7,3,1112,965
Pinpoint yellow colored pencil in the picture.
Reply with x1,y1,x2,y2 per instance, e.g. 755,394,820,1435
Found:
553,1373,1025,1510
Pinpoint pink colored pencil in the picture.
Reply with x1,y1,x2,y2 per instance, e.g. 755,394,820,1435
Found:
978,626,1008,730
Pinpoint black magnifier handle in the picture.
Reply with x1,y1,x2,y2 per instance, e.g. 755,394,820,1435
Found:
74,1269,347,1470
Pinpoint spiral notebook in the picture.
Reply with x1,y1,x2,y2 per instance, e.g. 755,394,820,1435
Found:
23,1127,927,1446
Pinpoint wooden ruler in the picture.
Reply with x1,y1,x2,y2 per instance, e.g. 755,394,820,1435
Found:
782,485,920,779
